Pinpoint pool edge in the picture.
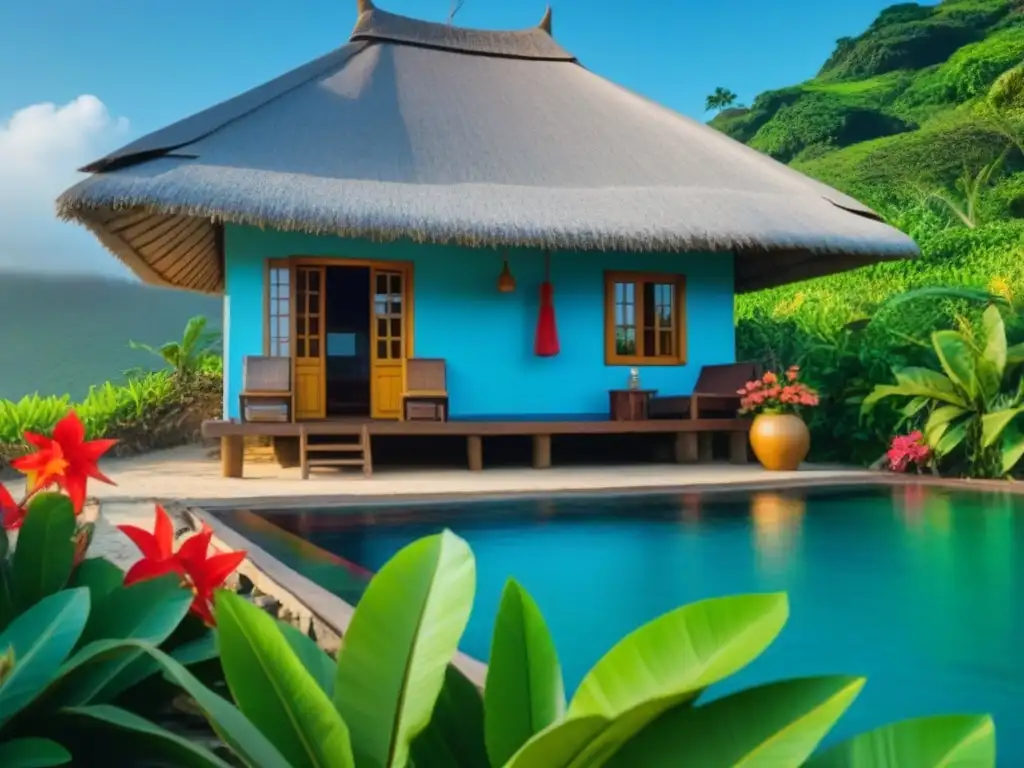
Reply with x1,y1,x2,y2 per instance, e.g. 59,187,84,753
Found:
171,501,489,688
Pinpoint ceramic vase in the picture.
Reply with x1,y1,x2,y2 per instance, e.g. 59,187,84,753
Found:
749,412,810,471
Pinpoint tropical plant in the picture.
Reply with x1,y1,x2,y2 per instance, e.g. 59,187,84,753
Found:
921,150,1008,229
705,86,738,112
130,314,221,379
862,304,1024,477
95,530,992,767
0,411,243,765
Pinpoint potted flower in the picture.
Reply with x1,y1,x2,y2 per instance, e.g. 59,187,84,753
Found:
738,365,820,471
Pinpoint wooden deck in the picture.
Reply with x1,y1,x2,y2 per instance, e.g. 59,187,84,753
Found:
202,417,752,478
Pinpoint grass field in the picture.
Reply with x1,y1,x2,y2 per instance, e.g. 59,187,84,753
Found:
0,272,220,401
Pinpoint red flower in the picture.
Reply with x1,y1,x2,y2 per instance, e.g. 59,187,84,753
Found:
177,530,247,626
119,505,245,626
0,484,26,531
12,412,117,513
120,505,186,585
887,431,931,473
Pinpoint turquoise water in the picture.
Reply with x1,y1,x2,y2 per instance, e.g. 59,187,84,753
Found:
222,484,1024,759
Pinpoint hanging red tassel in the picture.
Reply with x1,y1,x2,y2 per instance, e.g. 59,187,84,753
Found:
535,251,560,357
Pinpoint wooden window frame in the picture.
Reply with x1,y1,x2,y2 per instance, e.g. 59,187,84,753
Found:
604,271,687,366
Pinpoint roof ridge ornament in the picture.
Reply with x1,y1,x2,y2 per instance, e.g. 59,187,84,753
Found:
357,0,375,15
538,5,552,34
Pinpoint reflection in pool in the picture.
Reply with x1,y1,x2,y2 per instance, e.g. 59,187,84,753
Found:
216,484,1024,760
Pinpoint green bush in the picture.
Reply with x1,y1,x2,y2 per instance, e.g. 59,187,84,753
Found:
57,530,995,766
0,317,223,466
749,93,911,162
989,62,1024,111
863,304,1024,477
940,26,1024,100
0,492,226,765
820,19,984,80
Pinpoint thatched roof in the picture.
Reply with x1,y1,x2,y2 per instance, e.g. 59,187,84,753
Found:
57,0,918,295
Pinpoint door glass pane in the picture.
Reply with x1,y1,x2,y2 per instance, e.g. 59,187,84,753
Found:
297,338,306,357
309,270,320,291
296,316,306,335
377,340,388,358
391,339,402,359
376,318,388,338
390,318,402,337
309,339,319,357
376,273,387,296
309,316,319,335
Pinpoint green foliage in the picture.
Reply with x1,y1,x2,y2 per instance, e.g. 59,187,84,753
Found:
862,304,1024,476
749,93,912,162
0,315,224,462
0,500,222,764
129,314,221,379
989,62,1024,111
100,531,993,768
940,26,1024,101
704,86,738,113
820,17,984,81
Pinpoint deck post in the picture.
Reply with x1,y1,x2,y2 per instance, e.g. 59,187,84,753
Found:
532,434,552,469
698,433,714,462
467,435,483,471
674,432,698,463
221,435,244,478
729,431,749,464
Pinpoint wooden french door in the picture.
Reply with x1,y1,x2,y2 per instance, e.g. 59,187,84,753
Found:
370,266,407,419
293,265,326,420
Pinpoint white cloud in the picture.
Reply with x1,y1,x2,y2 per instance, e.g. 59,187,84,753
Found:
0,95,133,276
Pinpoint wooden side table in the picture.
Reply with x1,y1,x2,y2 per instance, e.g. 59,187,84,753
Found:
609,389,658,421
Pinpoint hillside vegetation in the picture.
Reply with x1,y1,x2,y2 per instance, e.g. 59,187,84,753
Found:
714,0,1024,468
0,273,220,400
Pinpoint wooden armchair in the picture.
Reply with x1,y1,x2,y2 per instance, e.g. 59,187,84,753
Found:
239,355,292,423
402,358,448,422
649,362,762,419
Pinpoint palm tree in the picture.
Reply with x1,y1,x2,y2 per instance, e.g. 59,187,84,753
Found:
705,87,738,113
130,315,221,378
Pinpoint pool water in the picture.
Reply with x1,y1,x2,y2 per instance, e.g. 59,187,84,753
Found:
221,484,1024,759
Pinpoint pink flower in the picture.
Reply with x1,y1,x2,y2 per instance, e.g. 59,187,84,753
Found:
763,372,778,385
887,431,931,473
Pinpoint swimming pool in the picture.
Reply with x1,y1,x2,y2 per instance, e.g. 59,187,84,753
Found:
216,483,1024,759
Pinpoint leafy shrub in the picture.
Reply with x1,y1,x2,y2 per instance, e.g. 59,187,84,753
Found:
821,19,984,80
863,304,1024,477
0,421,241,765
749,93,911,162
66,530,993,767
989,62,1024,110
940,26,1024,100
0,316,224,467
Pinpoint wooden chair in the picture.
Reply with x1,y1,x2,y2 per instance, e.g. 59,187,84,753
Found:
239,356,292,423
402,358,449,422
649,362,762,419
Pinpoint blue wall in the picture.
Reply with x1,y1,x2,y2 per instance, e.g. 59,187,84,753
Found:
223,225,736,419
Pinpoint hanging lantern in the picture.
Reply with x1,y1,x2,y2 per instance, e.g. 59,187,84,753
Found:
497,257,516,293
535,250,560,357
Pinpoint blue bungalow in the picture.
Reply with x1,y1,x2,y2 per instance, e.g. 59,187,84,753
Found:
58,1,917,474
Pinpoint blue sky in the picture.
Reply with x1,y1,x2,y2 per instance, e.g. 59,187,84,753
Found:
0,0,914,275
